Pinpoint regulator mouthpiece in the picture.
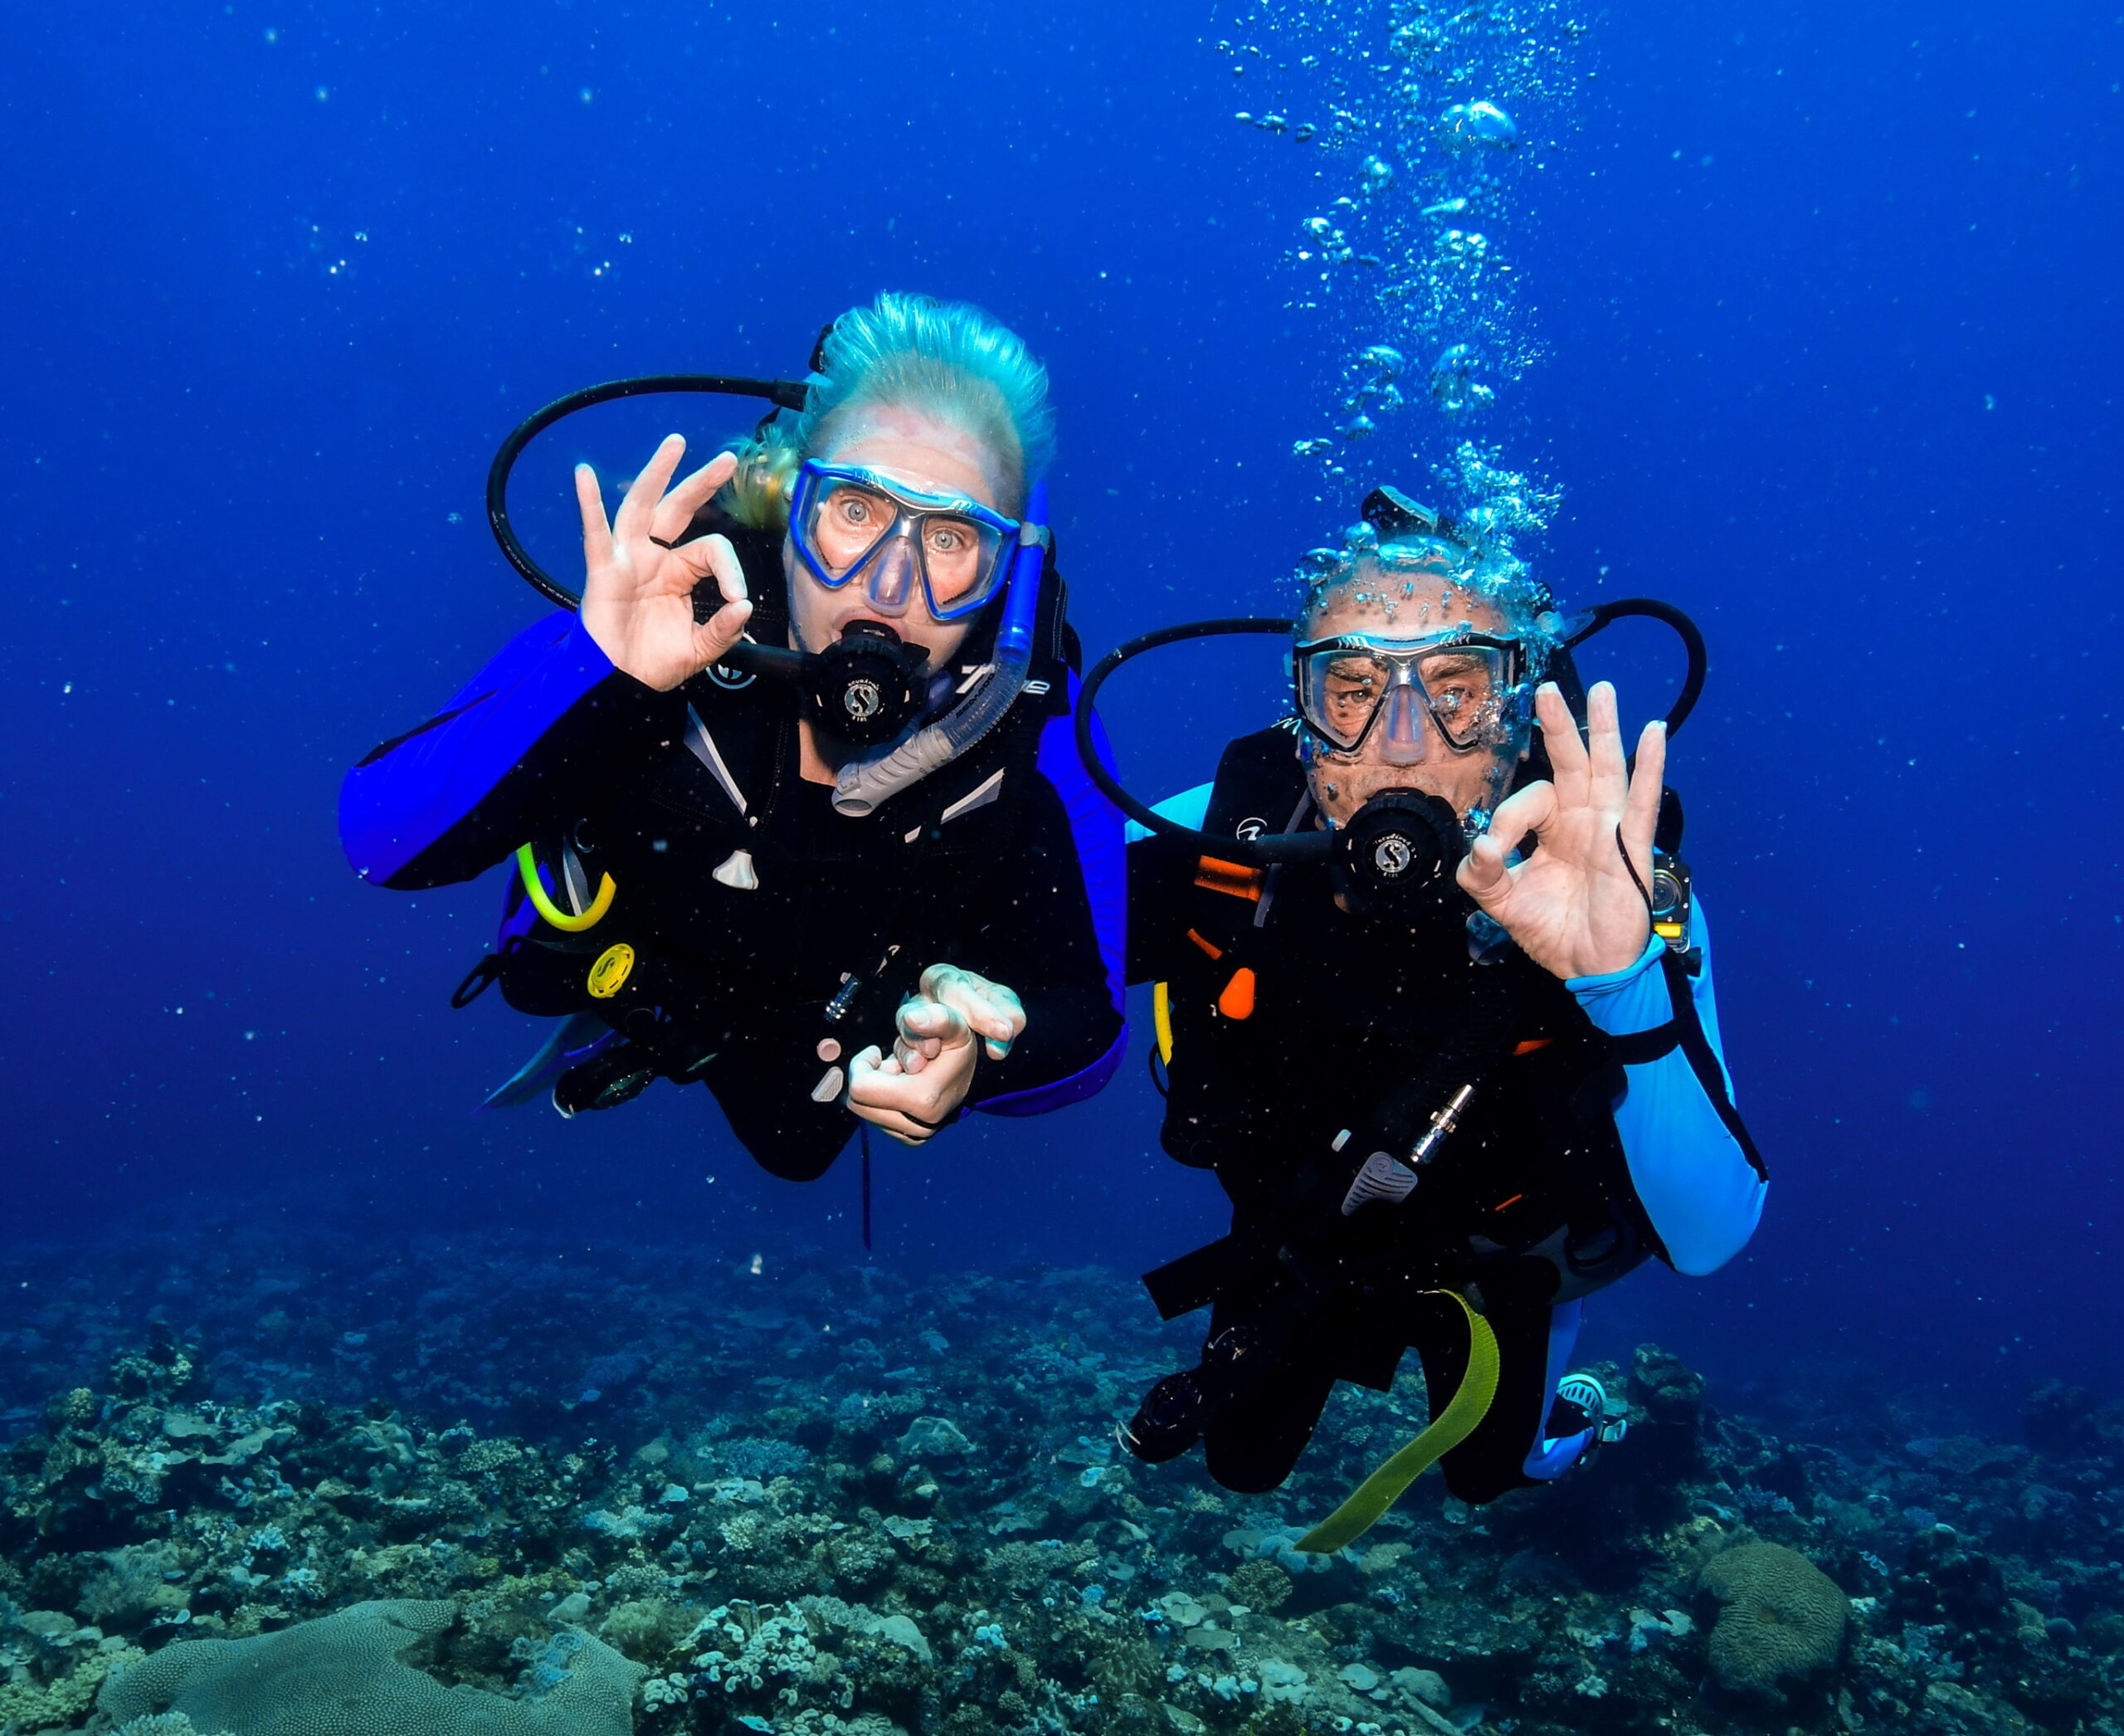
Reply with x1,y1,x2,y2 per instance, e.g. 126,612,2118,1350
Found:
808,622,928,747
1334,789,1469,919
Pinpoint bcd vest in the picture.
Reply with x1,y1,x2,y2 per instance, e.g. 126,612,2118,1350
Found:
1147,725,1661,1316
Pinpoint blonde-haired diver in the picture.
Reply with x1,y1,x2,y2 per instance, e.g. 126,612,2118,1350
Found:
341,294,1123,1183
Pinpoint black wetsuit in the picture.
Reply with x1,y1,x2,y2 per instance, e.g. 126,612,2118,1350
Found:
1125,726,1761,1504
340,536,1126,1181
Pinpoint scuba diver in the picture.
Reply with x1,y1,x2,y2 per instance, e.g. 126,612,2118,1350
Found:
339,294,1124,1181
1077,486,1766,1538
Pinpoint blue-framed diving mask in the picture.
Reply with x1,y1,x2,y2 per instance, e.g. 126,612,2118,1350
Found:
1293,627,1532,763
788,461,1021,623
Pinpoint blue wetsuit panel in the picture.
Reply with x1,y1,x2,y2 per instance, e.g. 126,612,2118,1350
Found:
339,611,631,890
1566,897,1765,1276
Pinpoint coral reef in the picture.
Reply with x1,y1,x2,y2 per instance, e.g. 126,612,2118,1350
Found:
96,1599,644,1736
0,1228,2117,1736
1698,1542,1847,1697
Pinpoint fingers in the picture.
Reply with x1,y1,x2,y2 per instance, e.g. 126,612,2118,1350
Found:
1584,680,1629,814
1536,683,1589,809
693,605,754,674
650,450,739,548
1620,719,1667,861
921,963,1026,1060
1456,834,1508,905
1477,779,1555,867
896,996,969,1065
846,1046,943,1144
613,434,687,544
1457,780,1554,907
574,465,614,570
689,535,755,667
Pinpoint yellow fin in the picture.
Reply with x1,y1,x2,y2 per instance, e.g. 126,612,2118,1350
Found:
1295,1290,1500,1554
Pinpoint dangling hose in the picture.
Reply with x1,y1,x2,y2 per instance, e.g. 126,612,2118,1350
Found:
1296,1290,1499,1553
514,844,616,933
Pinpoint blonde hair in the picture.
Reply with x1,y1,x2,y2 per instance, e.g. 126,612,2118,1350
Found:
719,292,1054,529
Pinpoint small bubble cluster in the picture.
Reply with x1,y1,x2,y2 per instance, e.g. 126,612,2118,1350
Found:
1216,0,1595,549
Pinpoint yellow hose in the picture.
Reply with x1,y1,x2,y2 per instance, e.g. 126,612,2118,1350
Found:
1152,983,1175,1067
1296,1290,1500,1554
514,844,616,934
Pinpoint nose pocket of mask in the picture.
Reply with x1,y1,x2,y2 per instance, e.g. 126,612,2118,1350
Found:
1378,681,1430,762
861,534,917,616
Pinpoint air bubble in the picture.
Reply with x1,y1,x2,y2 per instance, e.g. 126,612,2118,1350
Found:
1440,100,1520,149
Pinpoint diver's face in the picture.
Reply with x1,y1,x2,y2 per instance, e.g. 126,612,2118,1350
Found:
784,405,1010,670
1300,572,1511,829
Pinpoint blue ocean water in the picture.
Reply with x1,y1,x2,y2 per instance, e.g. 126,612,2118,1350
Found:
1,0,2118,1431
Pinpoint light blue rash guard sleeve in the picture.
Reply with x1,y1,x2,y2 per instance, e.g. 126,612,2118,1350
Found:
1566,895,1766,1276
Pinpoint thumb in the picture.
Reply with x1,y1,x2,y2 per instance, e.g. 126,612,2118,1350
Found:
688,535,753,667
1458,834,1512,905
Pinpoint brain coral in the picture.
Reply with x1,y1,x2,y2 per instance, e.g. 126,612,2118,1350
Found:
96,1599,645,1736
1699,1543,1848,1695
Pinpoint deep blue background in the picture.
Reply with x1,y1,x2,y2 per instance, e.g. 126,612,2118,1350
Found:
2,1,2118,1409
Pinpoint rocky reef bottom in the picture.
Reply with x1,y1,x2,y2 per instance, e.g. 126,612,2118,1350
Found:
0,1226,2118,1736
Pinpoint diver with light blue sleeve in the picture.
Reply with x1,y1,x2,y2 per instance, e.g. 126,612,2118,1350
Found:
1074,485,1766,1547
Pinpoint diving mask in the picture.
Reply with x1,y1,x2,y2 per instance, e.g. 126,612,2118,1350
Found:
1293,627,1531,761
790,461,1021,623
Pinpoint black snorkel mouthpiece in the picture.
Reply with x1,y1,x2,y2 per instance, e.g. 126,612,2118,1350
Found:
1333,789,1469,921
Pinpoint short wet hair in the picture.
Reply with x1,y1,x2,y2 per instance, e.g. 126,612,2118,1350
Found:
721,292,1053,528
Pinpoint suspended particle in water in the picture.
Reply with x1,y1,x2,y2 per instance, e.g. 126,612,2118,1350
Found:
1440,101,1520,149
1362,155,1395,195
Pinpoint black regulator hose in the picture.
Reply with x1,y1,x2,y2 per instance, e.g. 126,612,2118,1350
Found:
1074,597,1709,866
1074,617,1305,861
1565,597,1707,737
485,373,808,610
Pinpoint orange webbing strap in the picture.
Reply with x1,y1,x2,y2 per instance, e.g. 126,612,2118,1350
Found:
1193,855,1265,901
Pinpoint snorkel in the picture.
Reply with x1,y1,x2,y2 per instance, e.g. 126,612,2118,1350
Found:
832,481,1050,817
